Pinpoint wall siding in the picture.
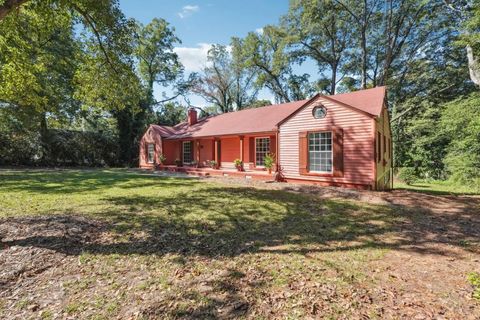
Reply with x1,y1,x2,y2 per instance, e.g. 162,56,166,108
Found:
279,96,374,186
139,128,163,168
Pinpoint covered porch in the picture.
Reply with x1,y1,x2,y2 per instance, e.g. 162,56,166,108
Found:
156,165,274,180
162,133,277,171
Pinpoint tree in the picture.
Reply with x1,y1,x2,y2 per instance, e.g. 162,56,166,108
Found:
193,43,259,113
135,18,184,106
241,25,312,103
284,0,354,94
0,1,80,161
155,102,187,126
450,0,480,87
193,45,234,113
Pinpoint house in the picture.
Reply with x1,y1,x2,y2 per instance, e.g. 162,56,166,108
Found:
139,86,393,190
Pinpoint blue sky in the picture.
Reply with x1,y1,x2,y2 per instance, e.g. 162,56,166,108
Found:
119,0,292,107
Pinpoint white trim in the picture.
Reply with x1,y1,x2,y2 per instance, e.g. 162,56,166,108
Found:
307,131,333,173
254,136,270,167
147,143,155,164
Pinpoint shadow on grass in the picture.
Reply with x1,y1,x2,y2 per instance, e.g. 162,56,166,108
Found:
0,168,198,194
2,184,479,258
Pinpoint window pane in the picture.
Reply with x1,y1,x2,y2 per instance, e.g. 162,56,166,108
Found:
307,132,333,173
147,144,154,163
255,138,270,166
183,142,192,163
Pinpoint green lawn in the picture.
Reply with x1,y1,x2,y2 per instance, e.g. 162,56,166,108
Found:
395,179,480,196
0,169,478,319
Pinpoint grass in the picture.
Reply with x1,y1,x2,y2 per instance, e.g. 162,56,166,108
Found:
0,169,478,319
395,179,480,195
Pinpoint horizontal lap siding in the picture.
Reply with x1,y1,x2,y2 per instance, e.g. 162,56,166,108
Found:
198,139,214,166
279,97,374,186
139,128,163,167
163,140,180,165
220,137,240,168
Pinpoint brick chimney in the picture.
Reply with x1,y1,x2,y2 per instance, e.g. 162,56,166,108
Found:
188,107,197,125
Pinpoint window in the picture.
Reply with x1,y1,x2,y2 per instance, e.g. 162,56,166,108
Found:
147,143,155,163
308,132,332,173
255,137,270,166
183,141,192,164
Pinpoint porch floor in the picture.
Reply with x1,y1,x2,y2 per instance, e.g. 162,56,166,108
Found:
157,165,274,181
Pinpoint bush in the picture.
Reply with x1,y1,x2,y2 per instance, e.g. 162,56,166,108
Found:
158,154,166,164
398,167,418,185
467,272,480,300
264,153,275,171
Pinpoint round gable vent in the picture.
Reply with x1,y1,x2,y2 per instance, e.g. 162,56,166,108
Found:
312,105,327,119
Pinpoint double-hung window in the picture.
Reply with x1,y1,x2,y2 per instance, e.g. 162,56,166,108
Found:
147,143,155,163
255,137,270,166
308,132,332,173
182,141,192,164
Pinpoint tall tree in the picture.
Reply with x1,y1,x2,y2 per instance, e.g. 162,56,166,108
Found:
284,0,353,94
193,43,259,113
0,1,79,161
241,25,312,102
135,18,184,106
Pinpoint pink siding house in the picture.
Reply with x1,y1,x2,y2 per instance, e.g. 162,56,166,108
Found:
139,87,393,190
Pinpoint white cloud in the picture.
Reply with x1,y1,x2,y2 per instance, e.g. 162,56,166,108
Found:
255,28,264,35
178,5,199,19
174,43,212,72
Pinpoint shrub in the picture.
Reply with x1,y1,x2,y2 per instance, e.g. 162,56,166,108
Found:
158,154,166,164
398,167,418,185
233,159,243,171
467,272,480,300
174,158,182,166
208,160,218,169
264,153,275,170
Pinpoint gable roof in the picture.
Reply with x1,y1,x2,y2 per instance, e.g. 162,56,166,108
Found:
151,86,386,139
328,86,386,116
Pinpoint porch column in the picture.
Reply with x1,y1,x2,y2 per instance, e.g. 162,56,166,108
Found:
214,138,219,165
239,136,244,162
196,140,200,164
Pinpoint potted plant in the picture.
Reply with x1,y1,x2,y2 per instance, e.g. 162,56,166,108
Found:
190,160,198,168
174,158,182,167
158,154,166,165
264,153,275,174
208,160,218,169
233,158,243,171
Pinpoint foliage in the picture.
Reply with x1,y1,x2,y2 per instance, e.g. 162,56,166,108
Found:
467,272,480,300
241,25,314,103
174,158,181,166
158,154,166,164
397,167,418,185
264,153,275,170
441,93,480,186
192,44,259,113
207,160,218,169
233,158,243,170
155,102,187,126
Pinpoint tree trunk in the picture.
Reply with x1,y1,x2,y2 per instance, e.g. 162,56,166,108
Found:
331,64,337,95
0,0,29,20
361,30,367,89
467,45,480,87
39,112,49,164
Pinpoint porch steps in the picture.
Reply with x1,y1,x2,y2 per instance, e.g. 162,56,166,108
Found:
156,166,273,181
